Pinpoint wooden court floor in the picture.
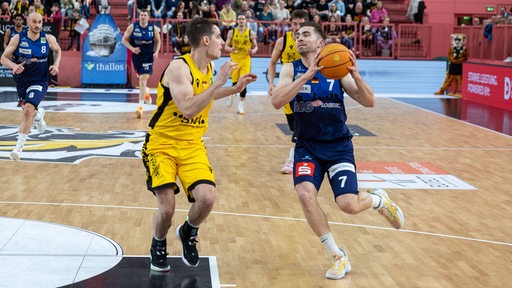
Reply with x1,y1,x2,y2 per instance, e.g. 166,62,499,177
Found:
0,93,511,288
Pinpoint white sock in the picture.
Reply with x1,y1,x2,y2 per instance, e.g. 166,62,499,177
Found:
288,147,294,160
371,193,382,209
319,232,341,257
153,235,166,241
15,133,28,150
33,110,42,121
139,99,144,106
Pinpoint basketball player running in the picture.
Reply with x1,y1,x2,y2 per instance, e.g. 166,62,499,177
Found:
1,12,61,161
224,13,258,114
142,17,257,272
267,9,309,174
122,9,161,118
271,22,405,280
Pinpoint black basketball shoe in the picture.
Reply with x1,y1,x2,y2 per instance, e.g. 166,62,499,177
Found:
176,224,199,267
150,237,170,272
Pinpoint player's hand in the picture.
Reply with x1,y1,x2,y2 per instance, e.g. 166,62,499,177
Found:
235,73,257,91
347,50,358,74
268,84,274,96
153,52,158,59
49,65,59,75
304,51,322,80
216,61,238,85
12,62,25,75
132,47,141,54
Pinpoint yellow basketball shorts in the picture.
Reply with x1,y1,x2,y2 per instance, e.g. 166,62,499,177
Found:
231,57,251,83
141,132,215,202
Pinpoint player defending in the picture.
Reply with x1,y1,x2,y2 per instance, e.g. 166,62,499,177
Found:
122,9,161,118
271,22,404,280
1,12,61,161
267,9,309,174
224,13,258,114
142,17,257,272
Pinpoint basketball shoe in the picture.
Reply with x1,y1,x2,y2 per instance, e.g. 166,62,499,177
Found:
145,92,152,105
237,101,245,114
150,237,170,272
10,148,22,161
369,188,405,229
280,159,293,174
176,224,199,267
136,106,143,118
325,247,351,280
34,108,46,133
226,94,234,107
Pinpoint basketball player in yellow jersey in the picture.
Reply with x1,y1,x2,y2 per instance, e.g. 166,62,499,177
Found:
225,13,258,114
142,17,257,272
267,9,309,174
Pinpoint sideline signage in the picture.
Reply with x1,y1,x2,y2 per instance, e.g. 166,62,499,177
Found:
462,62,512,111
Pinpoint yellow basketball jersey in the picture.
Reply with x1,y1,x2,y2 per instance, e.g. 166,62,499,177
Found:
149,54,214,141
280,31,301,64
230,27,252,60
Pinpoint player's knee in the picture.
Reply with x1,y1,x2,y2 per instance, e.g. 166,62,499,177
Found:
160,206,175,222
296,186,316,206
336,195,361,214
195,187,216,208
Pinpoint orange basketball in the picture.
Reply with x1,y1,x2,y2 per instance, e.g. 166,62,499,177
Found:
318,43,352,79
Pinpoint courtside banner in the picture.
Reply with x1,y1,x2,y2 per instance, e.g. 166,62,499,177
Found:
462,62,512,111
81,14,127,85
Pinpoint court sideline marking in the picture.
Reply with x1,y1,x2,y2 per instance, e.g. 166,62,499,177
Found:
1,201,510,247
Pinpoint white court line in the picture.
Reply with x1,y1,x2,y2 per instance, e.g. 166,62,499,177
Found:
1,201,510,247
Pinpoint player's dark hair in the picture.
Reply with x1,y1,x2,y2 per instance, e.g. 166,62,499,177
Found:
300,21,326,40
291,9,309,21
12,13,24,20
187,17,220,48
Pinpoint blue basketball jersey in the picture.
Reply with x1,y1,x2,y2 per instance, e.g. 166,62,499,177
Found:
130,21,156,55
290,59,352,141
13,30,50,84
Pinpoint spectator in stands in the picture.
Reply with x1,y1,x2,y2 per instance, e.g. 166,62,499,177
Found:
312,13,322,26
3,13,24,49
1,1,11,22
472,17,480,26
351,2,366,23
315,0,328,20
173,34,190,55
257,3,276,45
376,19,394,57
245,10,258,36
187,0,201,18
272,1,289,23
202,3,218,19
328,0,345,19
79,0,91,19
49,3,63,37
151,0,165,18
341,14,355,51
172,1,187,19
33,0,45,16
370,1,387,24
11,0,29,17
163,0,178,19
61,0,77,29
170,11,186,48
67,8,81,51
237,0,255,19
483,17,494,41
365,0,377,16
284,0,294,14
215,0,230,13
360,16,374,56
324,14,341,44
253,0,266,18
344,0,356,16
220,2,236,39
328,2,342,22
127,0,151,20
407,0,426,24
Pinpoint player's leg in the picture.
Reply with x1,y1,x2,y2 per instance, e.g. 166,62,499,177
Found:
175,142,216,267
281,109,295,174
137,73,150,118
237,59,251,114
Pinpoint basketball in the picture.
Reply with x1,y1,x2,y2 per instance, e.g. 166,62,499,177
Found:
318,43,353,79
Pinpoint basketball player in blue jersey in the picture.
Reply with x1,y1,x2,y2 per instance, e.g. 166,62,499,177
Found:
122,8,161,118
3,14,26,50
1,12,61,161
272,22,405,280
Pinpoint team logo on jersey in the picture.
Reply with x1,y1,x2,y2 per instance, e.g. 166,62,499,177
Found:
0,125,145,164
41,37,46,43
